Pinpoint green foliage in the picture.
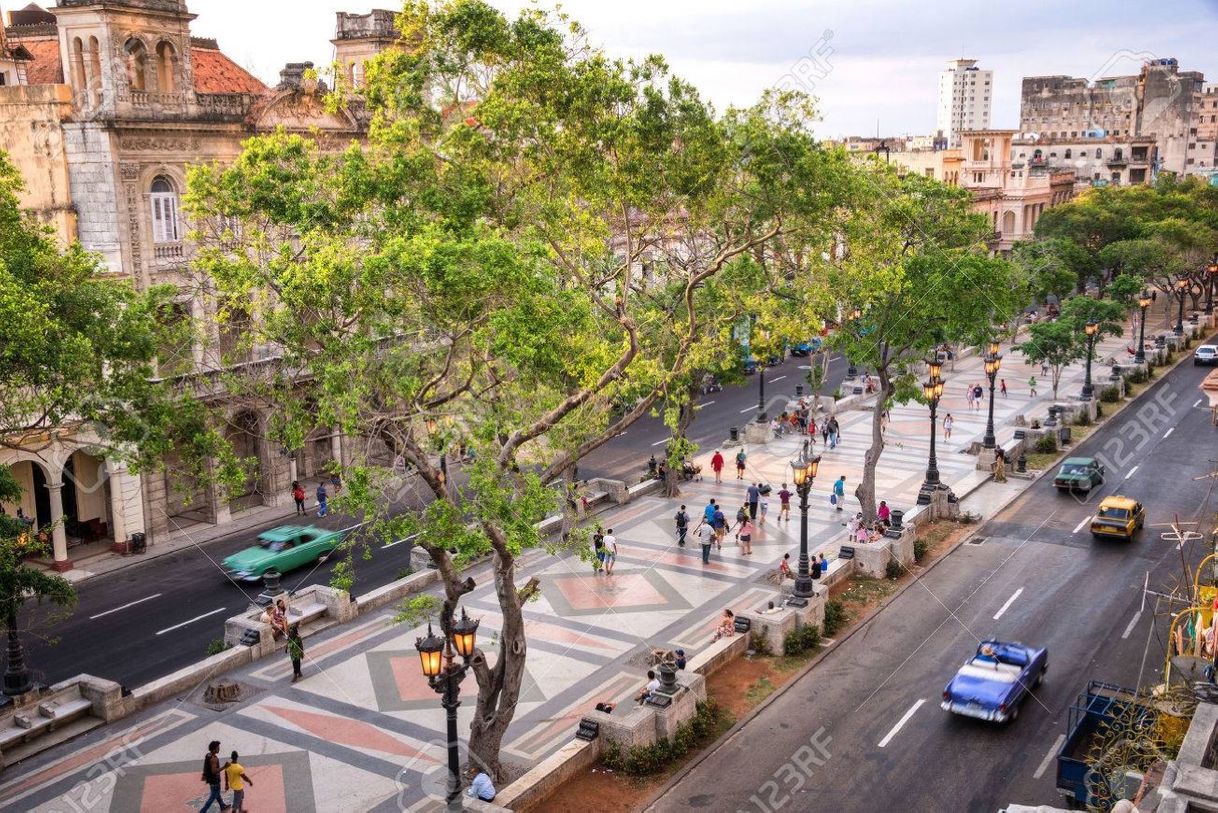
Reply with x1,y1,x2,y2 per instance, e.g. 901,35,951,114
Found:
1034,434,1058,454
783,623,822,656
1100,386,1121,404
601,700,728,775
749,630,773,656
393,594,442,627
207,638,232,656
913,538,929,563
0,467,76,627
1074,410,1092,426
1126,367,1148,385
822,600,847,636
885,558,903,580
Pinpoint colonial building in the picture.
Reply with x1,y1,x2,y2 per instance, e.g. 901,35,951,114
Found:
937,58,992,147
1187,83,1218,182
1020,57,1206,183
0,1,395,570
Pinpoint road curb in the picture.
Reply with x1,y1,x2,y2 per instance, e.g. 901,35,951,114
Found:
640,340,1206,811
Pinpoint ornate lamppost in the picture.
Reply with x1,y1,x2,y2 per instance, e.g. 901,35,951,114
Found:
416,609,480,810
1135,290,1151,365
787,447,822,606
756,330,770,423
1080,319,1098,401
918,359,945,502
1207,254,1218,316
982,340,1002,449
1176,277,1189,334
845,307,861,379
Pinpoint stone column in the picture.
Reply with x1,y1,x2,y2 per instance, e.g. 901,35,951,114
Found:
330,430,344,469
107,461,128,546
288,456,299,486
46,480,72,572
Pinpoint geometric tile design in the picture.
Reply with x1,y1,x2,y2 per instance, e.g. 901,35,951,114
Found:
366,650,545,712
260,702,438,762
109,751,315,813
540,567,691,617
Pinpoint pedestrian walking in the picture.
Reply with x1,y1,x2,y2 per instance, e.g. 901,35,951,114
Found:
315,483,328,517
200,740,229,813
758,493,769,527
778,484,792,522
832,475,846,512
224,751,254,813
329,471,342,495
703,499,717,524
288,624,304,682
675,505,689,547
291,481,306,516
1028,376,1038,397
965,383,975,412
828,416,840,450
746,482,761,520
603,529,618,574
1000,378,1007,398
735,448,747,479
696,521,714,564
972,383,984,410
738,516,754,555
712,505,727,550
943,412,954,440
1040,360,1050,376
734,503,748,543
821,420,830,446
711,450,725,483
592,526,605,573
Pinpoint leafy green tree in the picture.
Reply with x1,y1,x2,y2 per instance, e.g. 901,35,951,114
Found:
1018,296,1124,399
184,1,844,772
826,167,1023,520
1012,237,1091,303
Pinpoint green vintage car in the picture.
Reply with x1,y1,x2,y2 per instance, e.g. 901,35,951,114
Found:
1053,457,1105,494
222,525,342,582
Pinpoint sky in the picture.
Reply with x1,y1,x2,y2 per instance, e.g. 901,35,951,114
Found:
190,0,1218,138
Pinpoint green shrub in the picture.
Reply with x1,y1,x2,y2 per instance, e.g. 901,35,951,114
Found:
822,600,847,636
885,558,903,580
832,386,844,400
1126,368,1148,385
1100,387,1120,403
913,538,929,562
602,700,727,775
1074,411,1092,427
206,639,231,657
750,630,772,656
1095,402,1104,418
1034,434,1058,454
396,567,413,581
783,623,822,656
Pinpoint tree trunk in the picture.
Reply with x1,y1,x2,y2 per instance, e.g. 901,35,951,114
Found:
663,380,700,499
854,368,892,524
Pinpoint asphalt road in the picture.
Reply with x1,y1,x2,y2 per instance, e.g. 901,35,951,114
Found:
653,348,1218,813
15,352,849,689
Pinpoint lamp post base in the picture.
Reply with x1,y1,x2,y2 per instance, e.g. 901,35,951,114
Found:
792,574,814,599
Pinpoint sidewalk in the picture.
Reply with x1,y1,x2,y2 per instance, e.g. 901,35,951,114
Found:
0,323,1186,812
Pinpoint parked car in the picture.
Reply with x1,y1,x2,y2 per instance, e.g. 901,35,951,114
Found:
1053,457,1105,494
1195,345,1218,366
791,338,823,357
941,640,1047,723
1089,496,1145,540
222,525,343,582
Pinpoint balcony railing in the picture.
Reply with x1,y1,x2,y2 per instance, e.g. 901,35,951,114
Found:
1107,156,1128,167
153,242,185,261
129,91,187,108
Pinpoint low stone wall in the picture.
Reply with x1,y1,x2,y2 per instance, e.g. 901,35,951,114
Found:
685,631,749,677
495,739,600,812
126,646,253,715
355,569,440,613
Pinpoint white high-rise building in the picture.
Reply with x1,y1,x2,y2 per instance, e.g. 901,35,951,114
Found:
937,58,993,146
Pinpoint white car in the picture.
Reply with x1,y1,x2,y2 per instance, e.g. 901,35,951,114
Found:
1195,345,1218,366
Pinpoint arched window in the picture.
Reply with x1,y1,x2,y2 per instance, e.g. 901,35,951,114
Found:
1095,148,1102,159
1064,148,1072,159
124,39,148,91
156,41,176,92
70,37,86,90
149,177,180,243
1114,147,1123,160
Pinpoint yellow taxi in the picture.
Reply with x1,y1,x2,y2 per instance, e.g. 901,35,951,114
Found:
1089,496,1145,540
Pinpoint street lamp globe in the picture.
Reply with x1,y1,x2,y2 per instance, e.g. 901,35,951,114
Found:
1209,259,1218,276
933,379,944,399
922,379,937,401
987,340,1001,357
415,623,445,678
927,358,943,382
1084,319,1098,337
1139,290,1152,309
452,609,480,659
984,354,1002,376
1177,277,1190,292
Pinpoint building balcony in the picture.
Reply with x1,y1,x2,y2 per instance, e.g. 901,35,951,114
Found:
129,91,188,108
1028,156,1048,168
1107,156,1128,168
153,243,185,262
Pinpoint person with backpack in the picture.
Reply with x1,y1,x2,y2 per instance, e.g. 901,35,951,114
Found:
291,481,306,516
712,504,727,550
735,448,747,479
674,505,689,547
315,482,328,518
746,482,761,520
200,740,230,812
592,526,606,573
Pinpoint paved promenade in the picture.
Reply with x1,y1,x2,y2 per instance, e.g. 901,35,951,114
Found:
0,327,1149,812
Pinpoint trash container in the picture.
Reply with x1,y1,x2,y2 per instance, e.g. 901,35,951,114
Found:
1058,426,1072,446
729,427,739,443
795,384,804,397
130,532,147,554
889,509,904,531
262,570,281,594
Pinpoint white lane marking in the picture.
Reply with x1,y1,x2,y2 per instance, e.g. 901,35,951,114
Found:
1196,398,1205,408
993,587,1024,621
878,699,925,748
90,593,162,620
740,405,758,414
383,532,420,549
1122,610,1142,639
1125,465,1139,480
1033,734,1067,779
696,401,715,409
770,375,787,383
1163,427,1175,439
651,437,671,447
1072,516,1092,534
155,608,227,636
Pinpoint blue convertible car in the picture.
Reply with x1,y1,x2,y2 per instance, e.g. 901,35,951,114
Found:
941,640,1047,723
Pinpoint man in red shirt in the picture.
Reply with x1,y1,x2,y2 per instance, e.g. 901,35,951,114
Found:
710,450,725,483
778,484,792,522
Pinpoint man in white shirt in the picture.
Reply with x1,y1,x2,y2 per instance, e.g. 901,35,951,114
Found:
636,669,661,704
696,522,714,564
466,767,496,802
603,529,618,574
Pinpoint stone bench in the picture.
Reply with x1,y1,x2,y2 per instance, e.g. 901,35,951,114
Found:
0,694,93,750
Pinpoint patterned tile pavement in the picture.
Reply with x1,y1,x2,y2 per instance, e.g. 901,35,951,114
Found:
0,330,1138,812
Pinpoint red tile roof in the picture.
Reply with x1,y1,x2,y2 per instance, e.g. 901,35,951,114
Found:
6,34,267,95
190,46,266,95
